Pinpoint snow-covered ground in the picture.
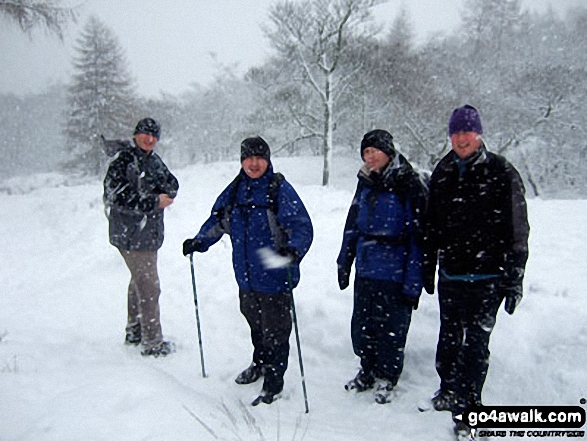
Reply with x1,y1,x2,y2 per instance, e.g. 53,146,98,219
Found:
1,155,586,441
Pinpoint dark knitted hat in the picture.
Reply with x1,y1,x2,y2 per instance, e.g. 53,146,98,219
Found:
448,105,483,135
360,129,396,160
240,136,270,162
134,118,161,140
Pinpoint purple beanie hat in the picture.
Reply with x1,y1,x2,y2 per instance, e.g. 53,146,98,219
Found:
448,105,483,135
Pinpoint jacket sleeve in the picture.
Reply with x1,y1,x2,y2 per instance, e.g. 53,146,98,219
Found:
103,152,159,215
275,180,314,261
336,183,362,272
503,162,530,284
158,160,179,199
402,198,424,299
193,183,234,252
421,172,439,294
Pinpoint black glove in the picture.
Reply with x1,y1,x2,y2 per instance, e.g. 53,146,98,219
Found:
278,246,299,264
182,237,204,256
500,264,524,315
502,283,523,315
402,295,420,310
338,265,351,290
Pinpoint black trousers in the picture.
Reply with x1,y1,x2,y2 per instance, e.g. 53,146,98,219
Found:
351,277,413,385
436,277,503,410
239,290,292,383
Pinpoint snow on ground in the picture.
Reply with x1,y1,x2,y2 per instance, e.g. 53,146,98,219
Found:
1,155,586,441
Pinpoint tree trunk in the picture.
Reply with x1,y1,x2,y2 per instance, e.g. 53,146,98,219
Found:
322,73,334,186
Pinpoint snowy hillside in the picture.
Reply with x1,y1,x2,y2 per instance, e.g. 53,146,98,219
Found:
1,156,586,441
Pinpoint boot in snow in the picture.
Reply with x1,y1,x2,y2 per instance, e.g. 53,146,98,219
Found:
124,323,141,345
252,367,283,406
141,341,175,357
235,363,263,385
345,369,375,392
431,388,456,412
374,379,394,404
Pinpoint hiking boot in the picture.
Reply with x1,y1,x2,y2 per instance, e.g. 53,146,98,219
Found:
251,390,281,406
235,364,263,385
374,379,394,404
344,369,375,392
431,389,456,412
124,323,141,345
141,341,176,358
261,366,284,395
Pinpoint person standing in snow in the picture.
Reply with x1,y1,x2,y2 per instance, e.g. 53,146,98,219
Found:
182,136,313,405
337,129,427,404
103,118,178,357
422,105,529,423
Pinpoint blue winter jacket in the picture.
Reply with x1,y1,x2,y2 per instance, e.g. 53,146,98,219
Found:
194,165,313,294
337,155,425,299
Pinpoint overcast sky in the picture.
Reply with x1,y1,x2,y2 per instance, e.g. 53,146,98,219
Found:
0,0,582,98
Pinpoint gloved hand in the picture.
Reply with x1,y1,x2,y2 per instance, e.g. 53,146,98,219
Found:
500,264,524,315
278,246,299,264
338,265,351,290
182,237,205,256
401,295,420,310
502,283,523,315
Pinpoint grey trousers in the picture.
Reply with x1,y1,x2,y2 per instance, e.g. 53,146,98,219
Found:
119,249,163,348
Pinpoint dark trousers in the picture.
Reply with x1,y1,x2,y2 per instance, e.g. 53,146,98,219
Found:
436,277,503,410
239,290,292,389
351,277,413,385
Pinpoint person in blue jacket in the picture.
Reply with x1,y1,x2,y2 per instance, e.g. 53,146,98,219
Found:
337,129,427,404
183,136,313,405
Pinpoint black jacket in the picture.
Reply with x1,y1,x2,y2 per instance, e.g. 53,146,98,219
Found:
423,146,529,291
103,144,178,251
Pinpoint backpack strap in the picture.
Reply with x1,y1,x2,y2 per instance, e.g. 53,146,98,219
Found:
221,172,286,242
268,172,284,214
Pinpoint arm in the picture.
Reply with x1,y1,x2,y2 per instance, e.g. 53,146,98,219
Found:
421,173,439,294
183,183,234,255
275,181,314,261
402,198,424,301
154,157,179,199
336,183,362,289
502,163,530,314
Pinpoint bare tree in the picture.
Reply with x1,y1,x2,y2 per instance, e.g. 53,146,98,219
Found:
0,0,78,41
263,0,383,186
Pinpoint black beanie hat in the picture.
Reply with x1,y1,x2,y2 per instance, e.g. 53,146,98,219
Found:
240,136,271,162
360,129,396,160
134,118,161,140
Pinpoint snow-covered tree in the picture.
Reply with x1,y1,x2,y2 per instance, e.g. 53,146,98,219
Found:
0,0,78,41
0,84,68,178
64,15,137,176
261,0,383,186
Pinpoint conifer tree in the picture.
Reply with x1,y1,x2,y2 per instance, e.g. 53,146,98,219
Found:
64,15,137,175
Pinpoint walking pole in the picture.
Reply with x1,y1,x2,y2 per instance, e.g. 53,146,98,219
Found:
189,253,207,378
286,267,310,414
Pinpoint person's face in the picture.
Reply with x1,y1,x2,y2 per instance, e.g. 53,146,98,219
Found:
363,147,390,173
134,133,158,152
242,156,269,179
450,131,482,159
